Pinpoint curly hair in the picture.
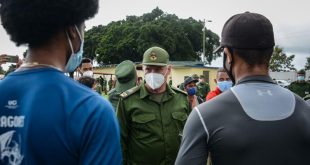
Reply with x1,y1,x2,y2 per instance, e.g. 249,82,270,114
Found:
233,48,273,66
78,76,95,89
0,0,98,47
79,57,93,67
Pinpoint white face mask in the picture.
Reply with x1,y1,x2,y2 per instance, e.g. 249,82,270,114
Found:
83,71,93,77
145,73,165,90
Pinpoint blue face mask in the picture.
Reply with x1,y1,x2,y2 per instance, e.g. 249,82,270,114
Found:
187,87,197,96
65,25,84,72
218,81,232,92
297,76,305,81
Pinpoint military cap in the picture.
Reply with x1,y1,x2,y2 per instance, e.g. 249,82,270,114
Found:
142,46,169,66
191,74,199,80
115,60,137,93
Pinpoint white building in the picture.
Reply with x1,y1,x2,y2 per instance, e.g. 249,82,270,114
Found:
269,70,310,82
269,71,297,82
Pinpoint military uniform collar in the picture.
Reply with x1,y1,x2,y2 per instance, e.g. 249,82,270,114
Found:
166,84,177,96
236,75,276,85
140,83,176,100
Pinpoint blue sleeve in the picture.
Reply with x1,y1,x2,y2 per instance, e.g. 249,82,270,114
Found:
70,96,122,165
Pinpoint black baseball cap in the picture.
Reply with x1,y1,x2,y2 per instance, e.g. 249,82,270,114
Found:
213,12,275,53
184,76,198,87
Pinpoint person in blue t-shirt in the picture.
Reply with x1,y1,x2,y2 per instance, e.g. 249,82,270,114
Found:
0,0,122,164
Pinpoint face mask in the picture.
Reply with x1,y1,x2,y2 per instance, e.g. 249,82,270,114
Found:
297,76,305,81
145,73,165,90
83,71,93,77
223,51,235,85
187,87,197,96
218,81,233,92
65,25,84,72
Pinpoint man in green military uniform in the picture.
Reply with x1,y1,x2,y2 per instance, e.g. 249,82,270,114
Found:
117,46,190,165
108,60,137,110
288,69,310,98
95,79,102,94
108,76,113,91
99,76,108,95
195,75,210,101
178,76,189,90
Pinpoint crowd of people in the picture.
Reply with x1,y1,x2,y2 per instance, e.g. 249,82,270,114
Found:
0,0,310,164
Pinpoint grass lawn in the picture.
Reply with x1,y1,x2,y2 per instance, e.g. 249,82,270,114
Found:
101,93,108,99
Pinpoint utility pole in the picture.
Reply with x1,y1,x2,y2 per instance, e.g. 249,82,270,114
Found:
203,19,206,61
202,19,212,63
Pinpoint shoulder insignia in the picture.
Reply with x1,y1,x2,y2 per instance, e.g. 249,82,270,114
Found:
171,86,188,95
120,86,140,99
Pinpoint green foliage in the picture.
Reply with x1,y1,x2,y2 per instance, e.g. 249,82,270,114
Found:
84,8,220,65
4,64,16,76
0,66,4,74
23,49,28,58
305,56,310,70
84,25,106,60
269,46,296,72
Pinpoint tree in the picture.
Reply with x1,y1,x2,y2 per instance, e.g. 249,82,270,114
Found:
4,64,16,76
84,25,106,60
84,8,220,65
269,46,296,72
0,66,4,74
305,56,310,70
22,49,28,58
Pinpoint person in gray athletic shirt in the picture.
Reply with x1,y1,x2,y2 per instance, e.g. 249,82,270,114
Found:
175,12,310,165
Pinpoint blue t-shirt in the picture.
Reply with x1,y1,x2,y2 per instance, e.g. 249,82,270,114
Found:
0,68,122,165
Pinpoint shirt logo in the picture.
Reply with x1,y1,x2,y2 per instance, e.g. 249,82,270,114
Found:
257,89,273,96
5,100,18,109
150,52,157,61
0,131,24,165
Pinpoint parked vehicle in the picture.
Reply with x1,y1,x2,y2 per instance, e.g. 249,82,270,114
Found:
275,79,290,88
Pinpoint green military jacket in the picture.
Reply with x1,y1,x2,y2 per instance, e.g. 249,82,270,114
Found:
95,84,102,94
102,79,107,89
108,88,119,110
288,81,310,98
178,83,184,90
117,83,190,165
196,81,210,100
108,79,113,89
169,79,173,86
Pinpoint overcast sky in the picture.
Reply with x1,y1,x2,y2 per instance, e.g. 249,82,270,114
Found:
1,0,310,70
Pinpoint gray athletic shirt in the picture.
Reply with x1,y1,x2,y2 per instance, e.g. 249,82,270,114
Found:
175,75,310,165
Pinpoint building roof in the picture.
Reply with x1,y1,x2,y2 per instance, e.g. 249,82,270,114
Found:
94,61,219,69
169,61,219,69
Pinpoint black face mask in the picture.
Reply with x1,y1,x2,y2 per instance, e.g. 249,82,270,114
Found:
223,49,235,85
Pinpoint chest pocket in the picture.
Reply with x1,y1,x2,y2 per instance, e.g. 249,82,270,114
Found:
131,114,156,139
171,112,188,136
172,112,187,121
132,114,156,123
